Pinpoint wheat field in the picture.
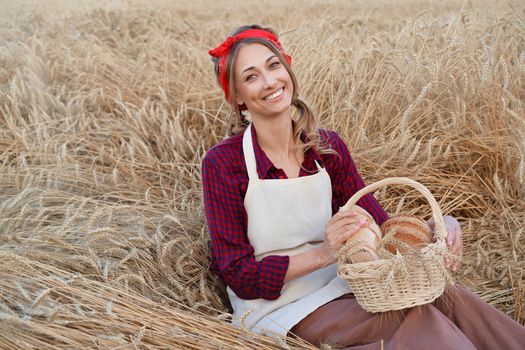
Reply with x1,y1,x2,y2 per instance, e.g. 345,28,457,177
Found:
1,0,524,348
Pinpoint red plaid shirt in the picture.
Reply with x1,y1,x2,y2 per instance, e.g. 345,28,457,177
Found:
201,124,388,301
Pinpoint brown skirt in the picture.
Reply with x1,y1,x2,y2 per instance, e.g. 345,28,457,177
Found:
289,285,525,350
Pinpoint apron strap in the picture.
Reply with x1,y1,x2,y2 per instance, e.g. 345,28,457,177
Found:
242,123,260,181
243,123,325,179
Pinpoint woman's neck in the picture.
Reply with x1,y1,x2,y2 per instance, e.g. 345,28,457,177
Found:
252,115,297,160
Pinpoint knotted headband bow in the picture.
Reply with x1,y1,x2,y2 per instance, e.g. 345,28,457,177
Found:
208,28,292,105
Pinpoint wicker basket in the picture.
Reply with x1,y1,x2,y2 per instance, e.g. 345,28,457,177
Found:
337,177,452,313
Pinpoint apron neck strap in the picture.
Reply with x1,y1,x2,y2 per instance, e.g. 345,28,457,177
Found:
243,122,325,180
242,123,260,180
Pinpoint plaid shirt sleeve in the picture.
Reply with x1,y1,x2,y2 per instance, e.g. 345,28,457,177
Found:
324,130,389,226
201,150,289,301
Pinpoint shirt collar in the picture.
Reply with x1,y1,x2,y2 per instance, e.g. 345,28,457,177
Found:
250,123,322,179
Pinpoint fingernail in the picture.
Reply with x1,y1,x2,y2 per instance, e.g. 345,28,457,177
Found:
359,219,367,225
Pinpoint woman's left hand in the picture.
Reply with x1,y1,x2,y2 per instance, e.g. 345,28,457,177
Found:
428,215,463,271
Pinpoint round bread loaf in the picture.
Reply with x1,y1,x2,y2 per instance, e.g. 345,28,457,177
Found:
344,206,382,263
380,215,433,254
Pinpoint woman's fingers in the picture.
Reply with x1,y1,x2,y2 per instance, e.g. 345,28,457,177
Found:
452,235,463,271
449,228,462,254
445,226,463,271
429,216,462,272
329,216,362,234
326,211,367,236
335,223,366,244
327,210,357,226
322,210,374,263
446,226,458,247
326,220,368,250
445,256,451,269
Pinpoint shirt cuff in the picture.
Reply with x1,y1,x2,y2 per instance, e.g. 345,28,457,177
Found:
258,255,290,300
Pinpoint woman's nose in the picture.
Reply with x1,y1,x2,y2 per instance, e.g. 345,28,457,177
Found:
262,72,277,88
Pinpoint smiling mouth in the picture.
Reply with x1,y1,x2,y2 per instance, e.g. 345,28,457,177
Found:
263,88,284,101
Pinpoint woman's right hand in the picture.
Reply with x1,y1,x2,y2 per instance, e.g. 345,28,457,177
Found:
286,209,373,283
318,209,371,266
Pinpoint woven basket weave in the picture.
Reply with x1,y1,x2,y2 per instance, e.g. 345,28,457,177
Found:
337,177,452,313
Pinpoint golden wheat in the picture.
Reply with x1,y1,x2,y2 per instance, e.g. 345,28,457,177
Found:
1,0,524,349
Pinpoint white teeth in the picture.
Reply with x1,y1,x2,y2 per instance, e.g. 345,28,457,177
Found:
264,88,283,101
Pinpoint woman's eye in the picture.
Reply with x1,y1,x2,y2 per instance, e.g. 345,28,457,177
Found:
270,61,280,68
246,74,256,81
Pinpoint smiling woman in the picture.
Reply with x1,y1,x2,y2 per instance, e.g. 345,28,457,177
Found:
233,44,293,119
201,24,525,348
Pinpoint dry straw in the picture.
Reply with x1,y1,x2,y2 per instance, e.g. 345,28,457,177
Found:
1,0,525,348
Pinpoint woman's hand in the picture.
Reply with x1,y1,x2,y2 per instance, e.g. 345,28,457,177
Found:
285,209,371,283
428,215,463,271
318,209,371,266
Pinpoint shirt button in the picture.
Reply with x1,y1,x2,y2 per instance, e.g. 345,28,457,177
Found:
279,175,285,179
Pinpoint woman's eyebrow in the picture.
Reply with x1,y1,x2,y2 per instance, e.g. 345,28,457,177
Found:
241,55,277,74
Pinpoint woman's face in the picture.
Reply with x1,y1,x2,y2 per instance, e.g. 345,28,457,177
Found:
233,43,293,118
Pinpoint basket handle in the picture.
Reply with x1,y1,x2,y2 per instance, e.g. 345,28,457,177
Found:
339,177,448,243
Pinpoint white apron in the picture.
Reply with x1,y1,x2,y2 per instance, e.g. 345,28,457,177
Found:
228,123,352,337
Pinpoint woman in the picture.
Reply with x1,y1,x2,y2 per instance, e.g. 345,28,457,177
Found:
201,24,525,349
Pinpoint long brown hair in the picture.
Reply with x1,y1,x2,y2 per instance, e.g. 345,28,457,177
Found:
211,24,337,158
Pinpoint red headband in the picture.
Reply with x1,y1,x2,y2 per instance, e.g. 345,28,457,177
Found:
208,28,292,105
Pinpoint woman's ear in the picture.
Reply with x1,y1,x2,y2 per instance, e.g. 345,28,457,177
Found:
236,95,245,106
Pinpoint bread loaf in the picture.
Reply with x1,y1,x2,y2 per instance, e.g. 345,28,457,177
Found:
344,206,382,263
380,215,433,254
